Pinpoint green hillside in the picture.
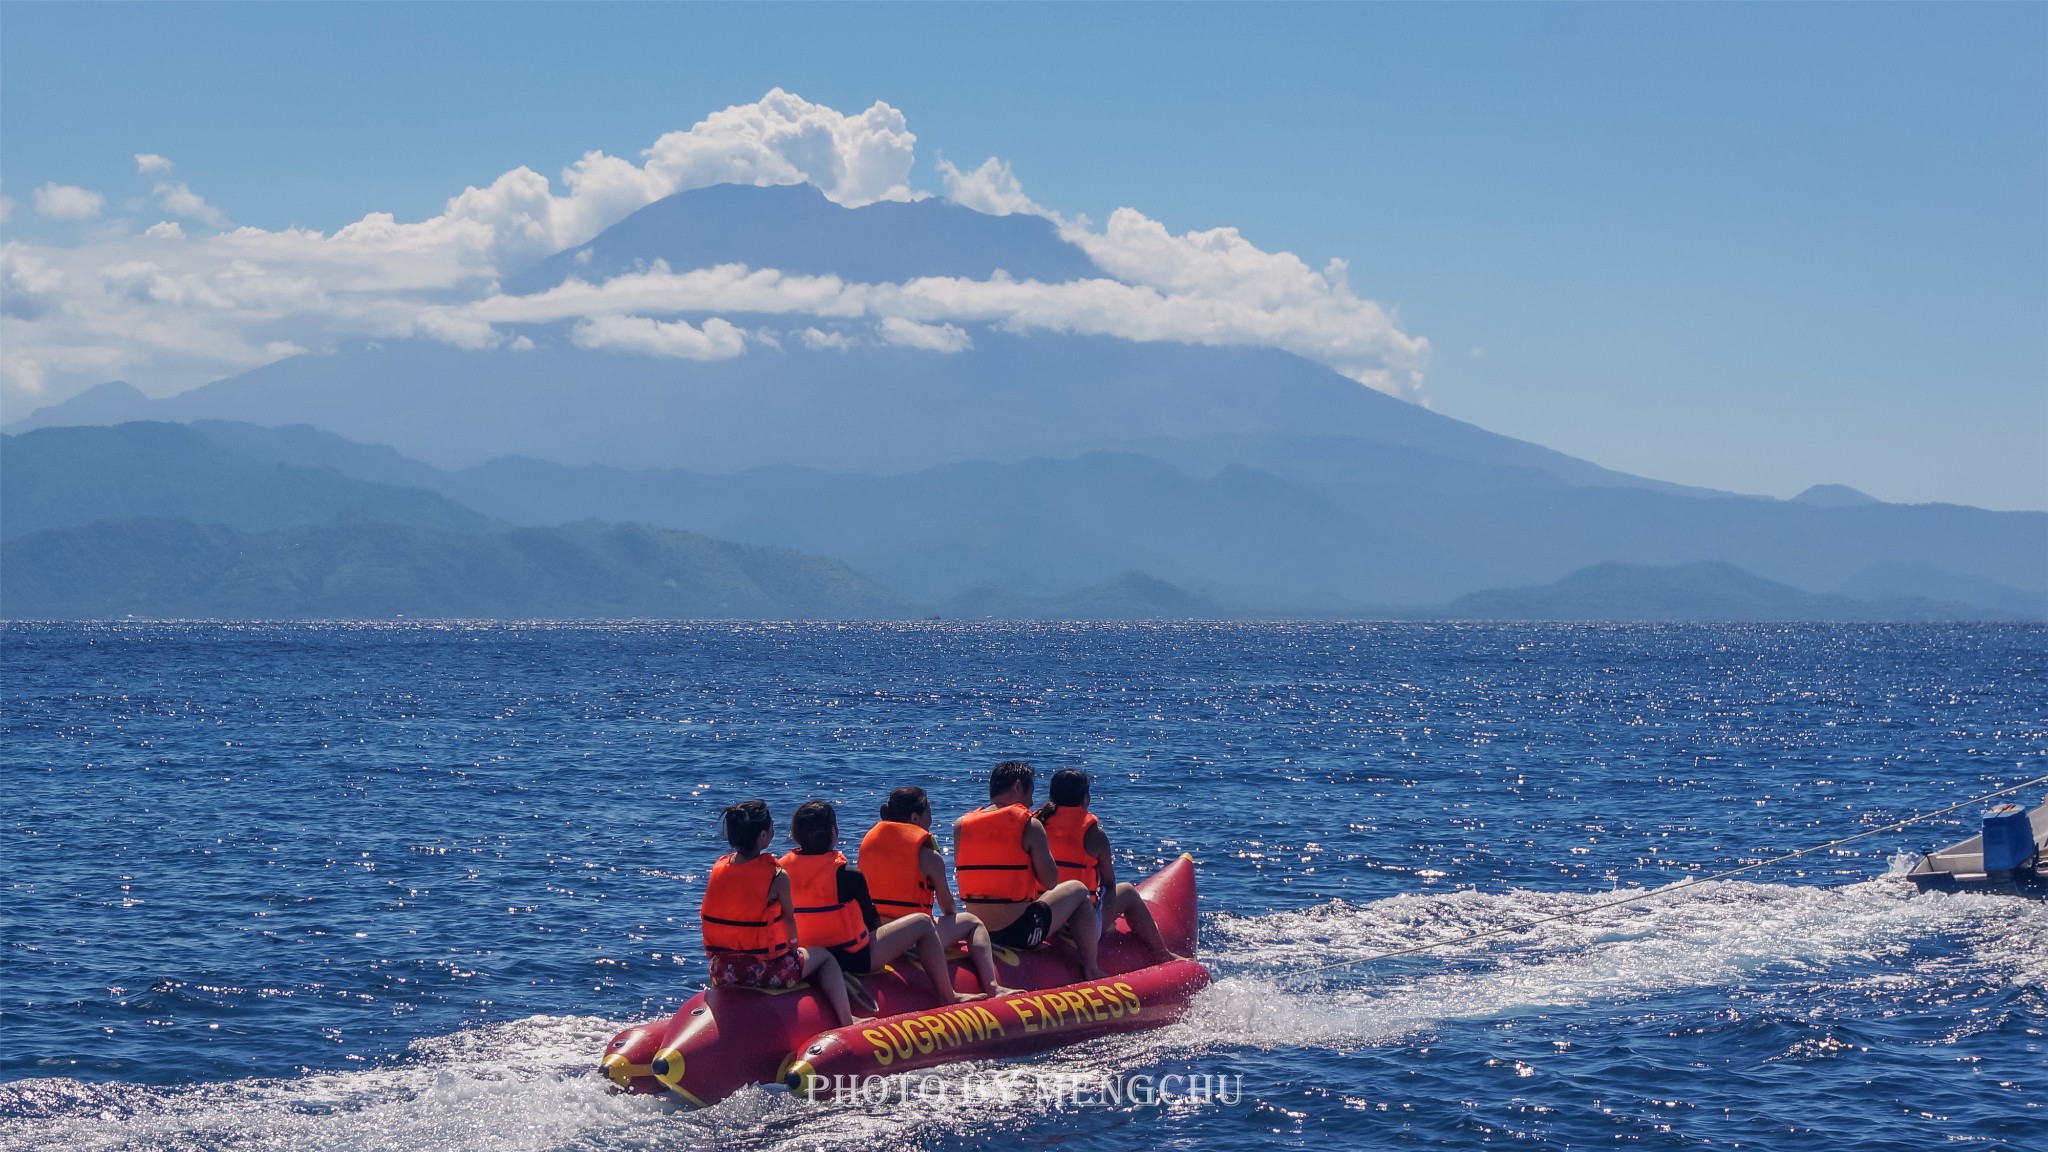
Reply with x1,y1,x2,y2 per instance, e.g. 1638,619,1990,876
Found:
1,423,487,538
0,519,905,619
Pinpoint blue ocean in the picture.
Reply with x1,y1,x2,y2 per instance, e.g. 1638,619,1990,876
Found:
3,622,2043,1150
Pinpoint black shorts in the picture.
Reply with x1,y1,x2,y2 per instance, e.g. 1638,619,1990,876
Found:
828,943,872,974
986,900,1053,949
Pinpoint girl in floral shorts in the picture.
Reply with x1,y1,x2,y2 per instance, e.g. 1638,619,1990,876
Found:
700,800,856,1025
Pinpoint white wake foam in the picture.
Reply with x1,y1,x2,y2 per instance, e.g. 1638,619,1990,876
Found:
1179,875,2048,1050
4,879,2040,1151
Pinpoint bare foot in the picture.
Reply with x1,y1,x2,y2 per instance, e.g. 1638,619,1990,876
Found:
986,984,1024,997
1081,968,1107,982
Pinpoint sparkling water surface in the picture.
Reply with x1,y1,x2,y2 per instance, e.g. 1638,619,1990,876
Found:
3,622,2044,1150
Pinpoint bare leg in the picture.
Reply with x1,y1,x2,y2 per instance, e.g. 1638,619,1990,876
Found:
799,947,857,1027
1040,880,1103,980
1106,881,1185,961
914,920,971,1003
867,917,970,1004
938,913,1020,996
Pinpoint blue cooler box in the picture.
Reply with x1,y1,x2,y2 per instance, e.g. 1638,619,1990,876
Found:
1981,804,2034,872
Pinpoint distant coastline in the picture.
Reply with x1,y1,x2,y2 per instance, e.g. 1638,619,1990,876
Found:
4,422,2042,623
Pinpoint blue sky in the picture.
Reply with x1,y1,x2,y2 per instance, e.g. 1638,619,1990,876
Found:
3,2,2043,509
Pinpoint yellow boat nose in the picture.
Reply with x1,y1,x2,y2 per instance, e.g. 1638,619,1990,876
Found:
599,1052,636,1089
784,1058,822,1100
650,1047,685,1090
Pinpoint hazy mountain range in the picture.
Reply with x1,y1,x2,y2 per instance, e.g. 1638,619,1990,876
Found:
4,183,2042,621
3,421,2039,620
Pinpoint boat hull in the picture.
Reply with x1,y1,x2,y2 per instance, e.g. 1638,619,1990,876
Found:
785,960,1210,1098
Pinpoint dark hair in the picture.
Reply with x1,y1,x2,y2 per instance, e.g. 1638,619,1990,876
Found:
880,786,929,823
989,760,1035,801
1036,768,1091,823
790,799,838,855
723,799,772,854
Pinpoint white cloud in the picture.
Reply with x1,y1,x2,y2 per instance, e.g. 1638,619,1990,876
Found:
1057,209,1429,396
878,316,972,353
412,308,502,351
937,157,1050,219
33,183,105,220
435,255,1425,396
799,326,855,351
128,156,232,229
1,248,66,320
569,314,746,360
2,90,1429,411
152,181,230,228
404,87,916,271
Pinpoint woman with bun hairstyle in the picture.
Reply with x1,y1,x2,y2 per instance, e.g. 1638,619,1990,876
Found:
1035,769,1184,962
858,786,1020,996
699,800,858,1027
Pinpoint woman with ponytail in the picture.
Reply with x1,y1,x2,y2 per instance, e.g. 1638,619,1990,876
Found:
1035,770,1183,962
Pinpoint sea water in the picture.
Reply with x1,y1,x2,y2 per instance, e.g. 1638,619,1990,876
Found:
2,621,2043,1150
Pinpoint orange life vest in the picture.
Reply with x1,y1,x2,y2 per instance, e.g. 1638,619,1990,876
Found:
955,803,1040,903
779,850,872,953
700,853,789,958
1043,805,1102,888
858,820,937,921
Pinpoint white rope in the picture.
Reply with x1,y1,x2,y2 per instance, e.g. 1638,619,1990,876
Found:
1273,772,2048,985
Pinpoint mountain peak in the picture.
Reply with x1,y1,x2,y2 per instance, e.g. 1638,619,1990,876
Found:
5,379,150,431
505,181,1099,294
1791,483,1880,508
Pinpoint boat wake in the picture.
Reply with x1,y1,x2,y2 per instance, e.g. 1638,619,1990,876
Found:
5,876,2042,1152
1183,873,2048,1051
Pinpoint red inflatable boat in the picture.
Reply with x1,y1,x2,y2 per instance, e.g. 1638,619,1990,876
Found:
600,854,1208,1107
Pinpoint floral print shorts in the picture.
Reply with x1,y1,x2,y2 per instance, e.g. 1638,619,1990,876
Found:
708,949,804,989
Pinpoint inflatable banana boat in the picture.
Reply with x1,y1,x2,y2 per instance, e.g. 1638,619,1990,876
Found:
601,854,1208,1106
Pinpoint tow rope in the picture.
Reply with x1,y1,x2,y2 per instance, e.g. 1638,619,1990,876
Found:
1274,772,2048,985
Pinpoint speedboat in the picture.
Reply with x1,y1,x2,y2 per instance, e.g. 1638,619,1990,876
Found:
1906,799,2047,897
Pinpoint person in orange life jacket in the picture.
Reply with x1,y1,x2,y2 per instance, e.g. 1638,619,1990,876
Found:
859,786,1022,997
699,800,858,1028
954,760,1104,980
782,799,982,1007
1036,768,1186,963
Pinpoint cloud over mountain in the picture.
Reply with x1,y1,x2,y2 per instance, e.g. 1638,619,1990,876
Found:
1,89,1427,411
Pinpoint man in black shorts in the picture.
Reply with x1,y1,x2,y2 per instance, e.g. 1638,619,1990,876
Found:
955,761,1103,978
